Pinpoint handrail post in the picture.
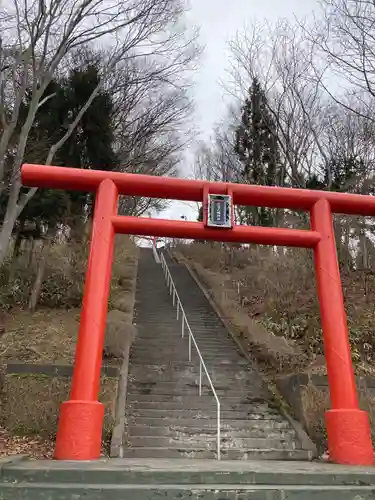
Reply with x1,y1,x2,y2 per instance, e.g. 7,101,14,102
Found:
217,402,221,461
199,362,202,396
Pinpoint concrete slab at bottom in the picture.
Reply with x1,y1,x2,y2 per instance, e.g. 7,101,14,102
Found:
2,457,375,500
1,483,375,500
2,457,375,484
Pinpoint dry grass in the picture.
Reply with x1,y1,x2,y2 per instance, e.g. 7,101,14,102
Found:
0,373,117,458
105,236,138,359
175,242,375,450
0,308,79,363
104,309,136,360
108,235,138,311
301,382,375,454
301,384,329,453
0,240,87,311
0,426,111,459
0,235,139,457
111,296,133,313
0,426,55,459
175,242,375,375
0,235,138,364
1,374,117,438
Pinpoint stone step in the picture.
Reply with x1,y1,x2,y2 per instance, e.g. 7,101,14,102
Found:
132,341,235,350
120,447,313,461
127,387,265,399
1,454,374,499
134,318,178,322
135,316,225,322
130,345,236,354
1,483,371,499
127,424,296,439
128,381,268,401
130,344,240,353
128,359,243,367
134,328,229,337
126,408,284,421
132,339,238,347
127,381,265,395
127,374,258,387
133,348,238,356
129,355,243,363
135,319,226,327
125,436,298,450
126,400,274,412
131,359,249,367
128,364,254,375
128,401,279,413
129,359,244,366
128,416,292,430
126,394,273,405
133,336,231,344
130,343,235,351
3,450,349,486
135,321,226,328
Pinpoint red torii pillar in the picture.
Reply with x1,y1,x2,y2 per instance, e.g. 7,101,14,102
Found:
21,163,375,465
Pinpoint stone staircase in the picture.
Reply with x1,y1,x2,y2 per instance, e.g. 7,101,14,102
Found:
122,247,314,460
2,455,375,499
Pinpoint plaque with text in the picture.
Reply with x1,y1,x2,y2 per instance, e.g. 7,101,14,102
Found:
207,194,233,228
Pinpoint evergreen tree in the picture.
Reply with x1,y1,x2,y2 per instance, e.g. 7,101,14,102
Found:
328,155,366,193
1,58,117,239
305,154,369,194
234,78,284,226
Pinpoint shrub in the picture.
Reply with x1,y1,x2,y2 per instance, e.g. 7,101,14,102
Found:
103,309,136,359
0,235,138,312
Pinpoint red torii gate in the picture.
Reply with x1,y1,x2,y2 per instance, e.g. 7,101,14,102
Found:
21,163,375,466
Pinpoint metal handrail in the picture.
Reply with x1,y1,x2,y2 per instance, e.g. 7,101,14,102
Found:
152,240,161,263
159,251,221,460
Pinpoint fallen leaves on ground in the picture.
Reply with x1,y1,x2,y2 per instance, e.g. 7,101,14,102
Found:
0,308,80,364
0,426,54,459
0,427,110,459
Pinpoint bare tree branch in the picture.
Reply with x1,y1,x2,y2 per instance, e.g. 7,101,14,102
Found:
0,0,199,264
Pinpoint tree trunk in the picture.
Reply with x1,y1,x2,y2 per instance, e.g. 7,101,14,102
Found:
334,216,351,271
83,217,93,243
28,237,52,312
356,221,370,270
13,219,26,259
8,220,26,283
28,237,36,268
69,218,87,243
0,204,19,267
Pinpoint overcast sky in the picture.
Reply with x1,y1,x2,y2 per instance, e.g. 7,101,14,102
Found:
158,0,319,222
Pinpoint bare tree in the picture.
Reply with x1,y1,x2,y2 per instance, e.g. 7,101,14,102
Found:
194,106,242,184
108,45,198,216
228,19,328,188
0,0,197,265
308,0,375,123
318,100,375,269
225,16,375,263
